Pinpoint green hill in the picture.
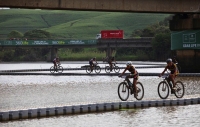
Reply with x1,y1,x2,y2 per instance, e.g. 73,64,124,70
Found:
0,9,169,39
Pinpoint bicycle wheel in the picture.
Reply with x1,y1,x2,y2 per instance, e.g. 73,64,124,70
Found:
57,66,63,73
86,66,92,74
174,81,185,98
105,66,111,73
135,82,144,100
114,66,120,73
118,82,129,101
95,66,101,74
157,81,169,99
50,66,55,73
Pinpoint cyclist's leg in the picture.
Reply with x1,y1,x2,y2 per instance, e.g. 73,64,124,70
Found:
169,74,176,88
53,62,56,70
109,62,112,71
89,61,93,71
133,75,139,97
111,62,113,71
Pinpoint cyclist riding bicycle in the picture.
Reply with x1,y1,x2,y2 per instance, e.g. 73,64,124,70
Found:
53,57,60,72
108,56,116,71
119,61,139,97
89,57,97,72
159,58,179,92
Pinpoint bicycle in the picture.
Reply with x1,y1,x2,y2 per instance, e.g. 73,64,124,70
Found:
50,63,63,73
157,73,185,99
118,76,144,101
105,62,120,73
86,62,101,74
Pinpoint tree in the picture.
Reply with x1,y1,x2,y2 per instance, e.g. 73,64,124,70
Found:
7,30,23,39
24,29,51,40
151,33,171,61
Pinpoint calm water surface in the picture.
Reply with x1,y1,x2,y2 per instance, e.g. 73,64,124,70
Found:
0,62,200,127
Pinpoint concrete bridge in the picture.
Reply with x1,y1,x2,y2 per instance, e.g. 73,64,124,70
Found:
0,38,153,60
0,0,199,13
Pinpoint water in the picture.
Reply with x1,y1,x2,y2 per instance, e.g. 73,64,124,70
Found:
0,62,200,127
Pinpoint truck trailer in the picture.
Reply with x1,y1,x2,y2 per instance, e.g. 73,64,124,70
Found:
96,30,124,39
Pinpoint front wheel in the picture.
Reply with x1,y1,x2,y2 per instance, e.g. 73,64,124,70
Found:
114,66,120,73
174,81,184,98
118,82,129,101
50,66,55,73
158,81,169,99
135,82,144,100
95,66,101,74
57,66,63,73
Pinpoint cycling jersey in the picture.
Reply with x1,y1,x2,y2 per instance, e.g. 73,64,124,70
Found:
166,63,178,75
126,65,136,74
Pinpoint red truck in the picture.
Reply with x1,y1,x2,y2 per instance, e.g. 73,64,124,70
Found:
96,30,124,39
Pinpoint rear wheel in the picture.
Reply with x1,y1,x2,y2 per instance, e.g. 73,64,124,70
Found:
86,66,92,74
135,82,144,100
158,81,169,99
50,66,55,73
118,82,129,101
174,81,184,98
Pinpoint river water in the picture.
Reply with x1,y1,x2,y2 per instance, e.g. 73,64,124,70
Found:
0,61,200,127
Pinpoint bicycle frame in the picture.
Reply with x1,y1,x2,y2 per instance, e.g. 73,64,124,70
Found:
121,76,134,90
162,75,173,91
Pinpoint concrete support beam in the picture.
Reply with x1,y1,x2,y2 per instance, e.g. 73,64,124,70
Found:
176,50,200,73
0,0,200,13
170,14,200,31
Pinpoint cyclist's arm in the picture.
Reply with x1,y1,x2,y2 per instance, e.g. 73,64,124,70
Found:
119,68,127,76
160,67,167,77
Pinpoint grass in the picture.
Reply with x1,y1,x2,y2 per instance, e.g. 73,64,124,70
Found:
58,48,108,61
0,9,169,39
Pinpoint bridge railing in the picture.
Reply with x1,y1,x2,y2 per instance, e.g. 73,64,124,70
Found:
0,38,153,48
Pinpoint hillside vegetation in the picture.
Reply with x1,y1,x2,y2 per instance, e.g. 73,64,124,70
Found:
0,9,171,62
0,9,169,39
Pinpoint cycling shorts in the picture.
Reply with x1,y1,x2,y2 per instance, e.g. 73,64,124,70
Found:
127,73,139,80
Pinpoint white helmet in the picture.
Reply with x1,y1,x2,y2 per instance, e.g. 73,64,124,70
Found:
126,61,132,66
166,58,172,63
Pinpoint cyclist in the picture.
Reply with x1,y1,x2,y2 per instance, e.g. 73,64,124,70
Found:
108,56,116,71
89,57,97,72
119,61,139,97
159,58,179,92
53,57,60,72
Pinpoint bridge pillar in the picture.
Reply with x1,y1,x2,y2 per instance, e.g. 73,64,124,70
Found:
106,43,114,59
50,47,58,61
170,14,200,72
176,50,200,73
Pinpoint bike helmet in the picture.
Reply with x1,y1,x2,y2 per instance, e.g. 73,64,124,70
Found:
166,58,172,63
126,61,132,66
